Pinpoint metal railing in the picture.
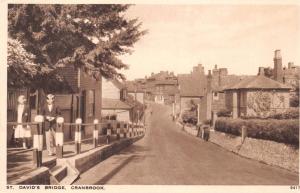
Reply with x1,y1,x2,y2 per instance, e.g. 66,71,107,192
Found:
7,115,146,168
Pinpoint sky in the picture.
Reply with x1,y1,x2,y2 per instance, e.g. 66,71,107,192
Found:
119,4,300,80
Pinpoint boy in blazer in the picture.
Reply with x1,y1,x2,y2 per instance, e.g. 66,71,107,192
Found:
40,94,61,156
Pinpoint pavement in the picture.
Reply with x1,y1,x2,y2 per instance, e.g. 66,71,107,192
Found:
7,135,117,183
74,103,299,185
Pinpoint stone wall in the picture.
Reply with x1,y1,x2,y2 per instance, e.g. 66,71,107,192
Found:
209,130,242,153
246,90,290,117
224,90,290,117
209,130,298,173
239,137,298,172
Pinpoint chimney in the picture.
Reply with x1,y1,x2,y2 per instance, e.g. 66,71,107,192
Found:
288,62,294,69
207,70,212,92
273,49,283,82
214,64,218,69
258,67,265,76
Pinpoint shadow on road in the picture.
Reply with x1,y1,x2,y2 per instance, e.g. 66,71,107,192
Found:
93,155,136,185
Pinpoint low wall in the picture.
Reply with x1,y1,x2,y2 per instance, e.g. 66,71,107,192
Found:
239,137,299,172
68,136,143,173
209,130,299,173
209,130,242,153
10,167,50,185
182,125,198,136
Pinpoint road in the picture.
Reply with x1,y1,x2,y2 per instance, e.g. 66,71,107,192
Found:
74,103,299,185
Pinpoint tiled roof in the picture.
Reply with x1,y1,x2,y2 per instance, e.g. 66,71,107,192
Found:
212,75,253,92
102,98,132,110
178,74,205,97
125,81,145,92
155,79,178,85
224,75,292,90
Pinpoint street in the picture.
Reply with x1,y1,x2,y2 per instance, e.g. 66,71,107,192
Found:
74,104,298,185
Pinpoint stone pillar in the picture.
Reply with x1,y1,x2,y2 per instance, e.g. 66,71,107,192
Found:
232,91,238,119
197,104,201,124
93,119,99,148
212,111,218,130
172,102,175,118
241,126,247,143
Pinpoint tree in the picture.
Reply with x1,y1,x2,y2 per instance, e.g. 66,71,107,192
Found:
7,37,53,88
8,4,146,89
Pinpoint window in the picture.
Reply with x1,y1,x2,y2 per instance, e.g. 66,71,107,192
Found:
213,92,219,100
120,89,127,101
87,90,95,117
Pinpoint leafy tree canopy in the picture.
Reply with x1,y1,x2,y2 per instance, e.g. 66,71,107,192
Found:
8,4,146,89
7,37,55,88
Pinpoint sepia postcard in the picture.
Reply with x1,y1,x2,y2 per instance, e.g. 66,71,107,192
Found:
1,0,299,193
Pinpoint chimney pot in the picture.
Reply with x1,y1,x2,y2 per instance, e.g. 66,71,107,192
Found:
274,50,282,59
208,70,212,76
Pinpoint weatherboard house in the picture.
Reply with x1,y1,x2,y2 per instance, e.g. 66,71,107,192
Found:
101,78,133,122
223,68,291,118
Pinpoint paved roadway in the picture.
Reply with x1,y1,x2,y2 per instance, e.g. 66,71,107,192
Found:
74,103,299,185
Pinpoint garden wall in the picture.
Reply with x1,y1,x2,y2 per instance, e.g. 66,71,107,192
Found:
178,118,299,173
208,131,298,173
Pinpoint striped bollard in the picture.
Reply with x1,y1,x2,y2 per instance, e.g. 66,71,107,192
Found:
56,117,64,159
33,115,44,168
75,118,82,154
106,124,111,144
93,119,99,148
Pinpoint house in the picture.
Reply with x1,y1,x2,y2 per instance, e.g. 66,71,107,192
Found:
223,68,291,118
153,79,178,104
7,64,102,142
125,80,145,104
124,71,179,105
207,65,252,113
55,64,102,138
178,64,208,122
102,78,133,122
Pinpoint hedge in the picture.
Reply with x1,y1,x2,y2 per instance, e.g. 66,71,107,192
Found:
215,117,299,146
181,110,197,125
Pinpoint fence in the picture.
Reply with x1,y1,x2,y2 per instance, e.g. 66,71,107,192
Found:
7,115,145,168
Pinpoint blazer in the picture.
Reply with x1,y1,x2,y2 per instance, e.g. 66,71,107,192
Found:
40,103,61,131
14,104,30,123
